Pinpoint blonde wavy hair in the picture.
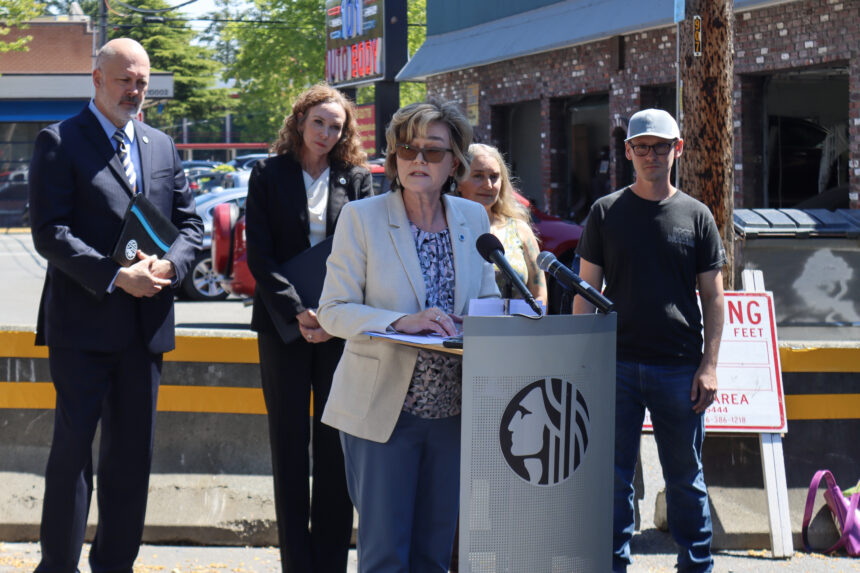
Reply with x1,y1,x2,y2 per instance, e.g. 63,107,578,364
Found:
384,100,473,193
270,83,366,166
468,143,531,224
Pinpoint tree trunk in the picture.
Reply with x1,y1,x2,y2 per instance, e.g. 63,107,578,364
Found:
678,0,736,289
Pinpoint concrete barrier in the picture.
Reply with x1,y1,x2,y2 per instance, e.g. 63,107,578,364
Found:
2,326,859,548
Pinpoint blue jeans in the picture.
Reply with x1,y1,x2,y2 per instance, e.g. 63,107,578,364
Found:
340,411,461,573
613,360,713,573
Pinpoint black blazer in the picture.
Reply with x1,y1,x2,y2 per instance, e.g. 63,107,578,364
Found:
28,107,203,354
245,152,374,337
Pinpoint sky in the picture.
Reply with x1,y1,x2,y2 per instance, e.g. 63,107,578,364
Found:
176,0,221,32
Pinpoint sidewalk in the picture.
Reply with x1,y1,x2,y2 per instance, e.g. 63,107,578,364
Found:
1,541,859,572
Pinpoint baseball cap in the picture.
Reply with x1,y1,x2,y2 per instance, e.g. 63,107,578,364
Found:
625,109,681,142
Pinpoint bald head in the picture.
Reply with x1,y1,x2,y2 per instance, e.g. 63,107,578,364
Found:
95,38,150,71
93,38,151,127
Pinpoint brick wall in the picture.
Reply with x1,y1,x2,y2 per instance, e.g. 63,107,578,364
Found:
0,22,94,74
426,0,859,211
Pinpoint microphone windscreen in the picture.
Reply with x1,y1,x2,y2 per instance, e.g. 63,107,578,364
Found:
536,251,556,271
476,233,504,263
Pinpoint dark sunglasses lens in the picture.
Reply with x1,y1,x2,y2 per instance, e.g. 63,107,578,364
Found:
396,145,418,160
423,149,446,163
654,143,672,155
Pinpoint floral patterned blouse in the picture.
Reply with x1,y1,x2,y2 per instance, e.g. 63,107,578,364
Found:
401,222,462,419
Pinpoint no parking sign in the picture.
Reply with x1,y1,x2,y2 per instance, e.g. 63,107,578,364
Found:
645,292,787,433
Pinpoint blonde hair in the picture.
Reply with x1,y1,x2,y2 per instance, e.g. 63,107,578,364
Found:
270,83,366,166
468,143,531,224
384,100,473,192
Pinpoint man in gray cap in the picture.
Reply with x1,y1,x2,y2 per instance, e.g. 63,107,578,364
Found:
573,108,725,572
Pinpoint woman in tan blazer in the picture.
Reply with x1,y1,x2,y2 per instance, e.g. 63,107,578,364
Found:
318,100,499,572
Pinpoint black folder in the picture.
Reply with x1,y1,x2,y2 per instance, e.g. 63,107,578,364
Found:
260,236,334,344
111,193,179,266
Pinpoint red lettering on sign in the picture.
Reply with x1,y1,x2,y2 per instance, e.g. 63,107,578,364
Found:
728,300,743,323
364,40,372,75
713,392,750,405
748,300,761,324
351,44,359,78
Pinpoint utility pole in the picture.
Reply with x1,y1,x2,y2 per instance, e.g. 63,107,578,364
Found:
678,0,735,288
98,0,107,49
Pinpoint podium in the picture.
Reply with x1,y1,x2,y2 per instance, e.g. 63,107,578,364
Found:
459,314,617,572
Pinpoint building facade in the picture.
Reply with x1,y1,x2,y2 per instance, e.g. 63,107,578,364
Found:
398,0,858,215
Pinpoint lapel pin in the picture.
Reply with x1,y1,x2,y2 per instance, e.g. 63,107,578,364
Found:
338,177,347,185
459,233,465,242
142,136,150,144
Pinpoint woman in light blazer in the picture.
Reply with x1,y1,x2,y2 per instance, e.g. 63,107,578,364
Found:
245,84,373,573
317,100,499,572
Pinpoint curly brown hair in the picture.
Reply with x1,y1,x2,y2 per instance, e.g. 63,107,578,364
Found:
384,99,473,193
270,83,366,166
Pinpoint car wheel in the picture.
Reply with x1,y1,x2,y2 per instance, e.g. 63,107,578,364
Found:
182,252,229,301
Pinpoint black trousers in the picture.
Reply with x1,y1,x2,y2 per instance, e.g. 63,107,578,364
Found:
257,330,354,573
37,343,161,573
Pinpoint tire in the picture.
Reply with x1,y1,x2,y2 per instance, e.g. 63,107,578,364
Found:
182,252,229,301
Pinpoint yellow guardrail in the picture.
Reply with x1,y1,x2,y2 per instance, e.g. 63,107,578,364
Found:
1,330,858,419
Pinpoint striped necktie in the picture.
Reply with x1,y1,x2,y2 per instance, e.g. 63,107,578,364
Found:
113,129,137,194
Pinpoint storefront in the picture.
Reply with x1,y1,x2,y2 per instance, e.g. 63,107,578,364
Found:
397,0,859,213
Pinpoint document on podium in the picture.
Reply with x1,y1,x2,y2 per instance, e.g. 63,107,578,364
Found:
362,330,463,355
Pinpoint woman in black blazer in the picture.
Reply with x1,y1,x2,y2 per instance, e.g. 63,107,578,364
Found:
245,84,373,573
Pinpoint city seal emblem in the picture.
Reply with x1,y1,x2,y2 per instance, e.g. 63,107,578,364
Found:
499,377,591,486
124,239,138,261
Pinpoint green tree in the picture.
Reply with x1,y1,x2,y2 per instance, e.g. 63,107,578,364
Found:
0,0,44,56
224,0,325,142
43,0,234,140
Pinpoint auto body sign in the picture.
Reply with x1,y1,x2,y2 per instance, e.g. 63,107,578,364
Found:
325,0,384,87
645,292,787,433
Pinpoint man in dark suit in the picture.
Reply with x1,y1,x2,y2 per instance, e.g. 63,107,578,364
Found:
28,38,202,572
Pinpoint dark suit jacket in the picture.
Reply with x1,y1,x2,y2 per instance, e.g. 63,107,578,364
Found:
29,106,203,354
245,152,373,338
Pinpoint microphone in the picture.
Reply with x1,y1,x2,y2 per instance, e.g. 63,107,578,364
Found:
476,233,543,316
536,251,615,314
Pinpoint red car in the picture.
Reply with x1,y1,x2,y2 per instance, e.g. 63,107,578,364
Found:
211,163,582,312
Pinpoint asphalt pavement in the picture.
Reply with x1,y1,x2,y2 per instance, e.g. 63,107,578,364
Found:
1,541,859,572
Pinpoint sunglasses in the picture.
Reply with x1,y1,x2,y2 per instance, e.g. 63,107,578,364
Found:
628,140,677,157
395,143,453,163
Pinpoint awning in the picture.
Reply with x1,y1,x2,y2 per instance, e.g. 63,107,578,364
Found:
396,0,784,82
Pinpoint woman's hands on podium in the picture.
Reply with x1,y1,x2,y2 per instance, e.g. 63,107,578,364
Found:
391,307,462,337
297,309,333,344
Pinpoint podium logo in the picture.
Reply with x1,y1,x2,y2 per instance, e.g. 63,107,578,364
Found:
500,378,590,486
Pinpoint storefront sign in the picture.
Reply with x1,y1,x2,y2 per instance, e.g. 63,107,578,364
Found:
466,84,479,126
355,103,376,155
693,15,702,56
645,292,787,433
325,0,384,87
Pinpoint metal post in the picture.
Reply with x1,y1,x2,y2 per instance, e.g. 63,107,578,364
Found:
98,0,107,49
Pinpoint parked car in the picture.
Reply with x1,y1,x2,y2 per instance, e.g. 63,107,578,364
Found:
182,159,223,171
226,153,268,171
223,168,252,189
211,162,582,313
181,187,248,301
0,169,30,227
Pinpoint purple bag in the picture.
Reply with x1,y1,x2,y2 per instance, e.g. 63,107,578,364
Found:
802,469,860,556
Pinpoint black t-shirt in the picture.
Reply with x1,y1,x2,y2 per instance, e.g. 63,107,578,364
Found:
576,187,726,365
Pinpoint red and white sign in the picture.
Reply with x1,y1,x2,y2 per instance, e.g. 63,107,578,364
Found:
644,292,787,433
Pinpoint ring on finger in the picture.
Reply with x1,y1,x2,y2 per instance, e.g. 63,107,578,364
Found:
434,314,443,322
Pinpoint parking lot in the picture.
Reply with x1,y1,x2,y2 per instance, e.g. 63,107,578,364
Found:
0,231,252,330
